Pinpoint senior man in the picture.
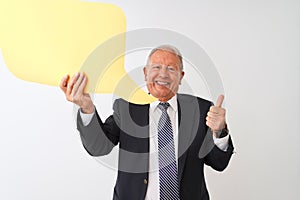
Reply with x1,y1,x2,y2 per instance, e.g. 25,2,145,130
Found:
60,45,234,200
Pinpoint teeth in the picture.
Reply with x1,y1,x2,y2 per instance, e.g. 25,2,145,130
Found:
156,81,169,85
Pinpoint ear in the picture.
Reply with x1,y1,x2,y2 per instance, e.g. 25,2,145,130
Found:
143,66,148,81
179,71,185,84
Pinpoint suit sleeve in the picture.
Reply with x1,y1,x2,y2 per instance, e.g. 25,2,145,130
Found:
76,100,121,156
204,134,234,171
198,99,235,171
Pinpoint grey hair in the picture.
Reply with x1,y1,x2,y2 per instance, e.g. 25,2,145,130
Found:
146,44,183,70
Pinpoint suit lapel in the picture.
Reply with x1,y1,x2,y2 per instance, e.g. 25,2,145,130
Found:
177,94,200,182
130,103,150,150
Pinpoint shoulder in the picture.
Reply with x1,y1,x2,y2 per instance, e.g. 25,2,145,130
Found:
177,93,212,106
113,98,149,111
113,98,149,127
114,98,149,106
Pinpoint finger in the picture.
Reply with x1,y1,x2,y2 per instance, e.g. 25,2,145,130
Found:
207,113,219,121
71,72,85,99
66,72,80,98
207,115,222,122
209,106,225,115
206,120,215,129
206,120,211,127
206,119,223,132
206,116,215,124
216,94,224,107
207,111,219,118
59,74,69,93
77,73,88,95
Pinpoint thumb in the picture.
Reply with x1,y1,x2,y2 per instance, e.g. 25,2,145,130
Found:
59,74,69,93
216,94,224,107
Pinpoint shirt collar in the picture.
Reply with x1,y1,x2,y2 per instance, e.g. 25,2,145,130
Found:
150,94,178,112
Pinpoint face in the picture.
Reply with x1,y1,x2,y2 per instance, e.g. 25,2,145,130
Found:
143,50,185,102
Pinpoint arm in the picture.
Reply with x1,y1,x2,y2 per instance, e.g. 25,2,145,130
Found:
204,133,234,171
204,95,234,171
77,107,119,156
59,72,120,156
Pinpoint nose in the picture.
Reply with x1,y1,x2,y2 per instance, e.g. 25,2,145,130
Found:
158,66,169,78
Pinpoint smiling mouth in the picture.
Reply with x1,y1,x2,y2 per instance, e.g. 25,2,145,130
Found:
155,80,170,86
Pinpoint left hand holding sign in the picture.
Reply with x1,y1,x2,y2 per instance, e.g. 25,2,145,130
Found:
60,72,94,114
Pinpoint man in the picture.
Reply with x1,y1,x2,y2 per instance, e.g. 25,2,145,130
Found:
60,45,234,200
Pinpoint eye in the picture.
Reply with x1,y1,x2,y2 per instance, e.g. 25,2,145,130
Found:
151,65,161,70
167,66,176,72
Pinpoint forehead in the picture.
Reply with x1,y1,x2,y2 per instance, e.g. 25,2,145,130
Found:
149,50,181,66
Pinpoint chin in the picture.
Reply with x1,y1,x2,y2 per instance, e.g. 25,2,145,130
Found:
147,84,174,99
152,91,174,101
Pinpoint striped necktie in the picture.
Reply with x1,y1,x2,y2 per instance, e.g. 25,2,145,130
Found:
157,102,180,200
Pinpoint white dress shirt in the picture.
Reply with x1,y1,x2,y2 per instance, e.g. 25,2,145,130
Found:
79,95,229,200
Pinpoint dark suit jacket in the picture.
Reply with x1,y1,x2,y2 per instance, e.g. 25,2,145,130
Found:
77,94,234,200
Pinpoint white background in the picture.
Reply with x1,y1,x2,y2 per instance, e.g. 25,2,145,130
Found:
0,0,299,199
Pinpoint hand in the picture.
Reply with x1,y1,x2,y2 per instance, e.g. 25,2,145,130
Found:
59,72,94,114
206,95,226,137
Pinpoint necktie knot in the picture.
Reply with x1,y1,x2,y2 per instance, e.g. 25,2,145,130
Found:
158,102,170,111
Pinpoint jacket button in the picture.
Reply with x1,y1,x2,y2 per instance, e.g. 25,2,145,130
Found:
144,179,148,184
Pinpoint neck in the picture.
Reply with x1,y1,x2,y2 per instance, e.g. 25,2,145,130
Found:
158,94,175,102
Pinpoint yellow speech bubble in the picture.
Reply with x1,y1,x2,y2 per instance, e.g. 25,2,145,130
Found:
0,0,155,104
